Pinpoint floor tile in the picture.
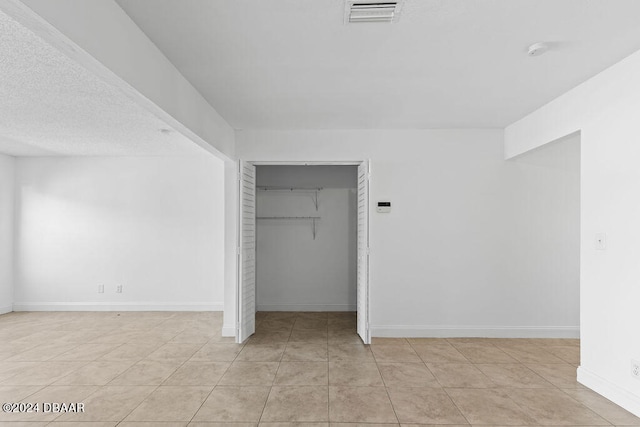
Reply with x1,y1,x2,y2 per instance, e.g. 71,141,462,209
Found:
109,359,181,385
499,345,566,364
5,342,80,362
371,338,408,345
145,343,203,362
0,362,39,382
475,363,554,388
49,422,117,426
290,329,328,343
371,345,421,363
236,344,286,362
262,386,329,422
546,345,581,364
294,317,328,330
386,387,466,424
329,362,384,386
331,424,399,427
218,362,279,385
0,384,44,402
163,361,230,386
377,363,439,387
329,386,397,423
99,342,163,361
450,343,517,363
261,423,329,427
406,338,450,345
2,311,635,427
275,362,328,385
328,344,375,363
1,361,86,386
192,386,270,422
124,385,212,421
0,385,97,422
563,388,640,425
427,363,495,388
54,385,155,422
190,343,244,362
52,343,121,361
327,330,364,345
119,422,187,427
526,363,584,388
54,360,134,385
411,343,469,363
446,387,535,425
190,423,255,427
259,318,296,332
283,343,328,361
508,388,610,425
248,330,292,344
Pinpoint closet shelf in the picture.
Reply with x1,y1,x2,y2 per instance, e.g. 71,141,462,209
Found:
257,186,322,210
257,216,321,239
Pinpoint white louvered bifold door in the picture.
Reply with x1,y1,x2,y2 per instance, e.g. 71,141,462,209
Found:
357,160,370,344
238,160,256,343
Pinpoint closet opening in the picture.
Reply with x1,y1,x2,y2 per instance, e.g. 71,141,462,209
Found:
237,161,370,344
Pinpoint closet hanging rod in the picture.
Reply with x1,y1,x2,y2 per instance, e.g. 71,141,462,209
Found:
257,186,323,211
256,216,321,239
256,216,321,220
257,186,323,191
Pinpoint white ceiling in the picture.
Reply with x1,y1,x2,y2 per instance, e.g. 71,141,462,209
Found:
116,0,640,129
0,9,206,157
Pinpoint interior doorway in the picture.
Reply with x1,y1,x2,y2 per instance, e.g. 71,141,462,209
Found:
237,161,370,344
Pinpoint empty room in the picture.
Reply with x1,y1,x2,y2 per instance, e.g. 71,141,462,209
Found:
1,0,640,425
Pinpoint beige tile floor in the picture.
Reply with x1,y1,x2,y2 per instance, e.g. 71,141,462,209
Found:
0,310,639,426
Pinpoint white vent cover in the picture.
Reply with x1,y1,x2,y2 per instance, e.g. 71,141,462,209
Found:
345,1,402,24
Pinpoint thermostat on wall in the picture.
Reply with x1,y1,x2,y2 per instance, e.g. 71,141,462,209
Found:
377,201,391,213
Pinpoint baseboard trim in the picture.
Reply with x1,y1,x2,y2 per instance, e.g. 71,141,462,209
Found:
371,325,580,338
0,305,12,315
578,366,640,417
221,325,236,337
256,304,356,312
12,302,224,312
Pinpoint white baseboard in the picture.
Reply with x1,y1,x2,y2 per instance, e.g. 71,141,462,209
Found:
12,302,224,312
256,304,356,312
0,305,12,315
371,325,580,338
221,324,236,337
578,366,640,417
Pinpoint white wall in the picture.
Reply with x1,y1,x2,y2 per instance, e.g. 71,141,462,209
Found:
13,155,225,311
0,153,15,314
506,134,581,329
237,129,580,337
255,166,357,311
505,49,640,416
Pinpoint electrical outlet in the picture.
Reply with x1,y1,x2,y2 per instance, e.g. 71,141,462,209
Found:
116,285,123,294
98,284,104,294
632,360,640,380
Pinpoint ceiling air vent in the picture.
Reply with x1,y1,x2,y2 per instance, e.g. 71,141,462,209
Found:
346,1,401,24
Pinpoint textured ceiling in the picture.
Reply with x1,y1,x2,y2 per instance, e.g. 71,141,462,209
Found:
116,0,640,129
0,9,205,157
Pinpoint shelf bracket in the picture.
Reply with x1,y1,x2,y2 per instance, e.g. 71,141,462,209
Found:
312,217,317,240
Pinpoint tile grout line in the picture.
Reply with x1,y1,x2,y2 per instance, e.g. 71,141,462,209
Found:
186,335,241,425
98,325,206,424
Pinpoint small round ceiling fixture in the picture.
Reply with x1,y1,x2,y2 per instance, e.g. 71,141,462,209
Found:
527,42,549,57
